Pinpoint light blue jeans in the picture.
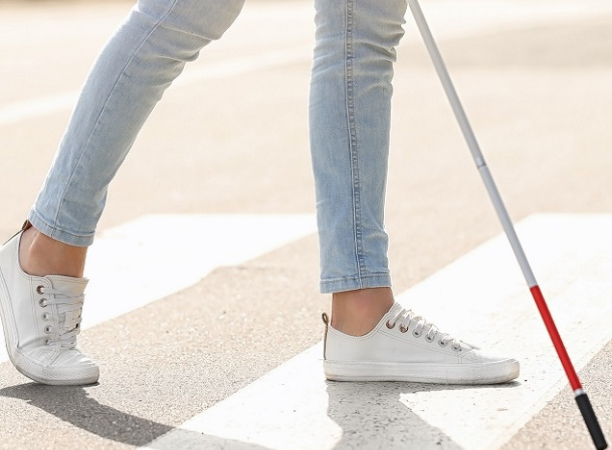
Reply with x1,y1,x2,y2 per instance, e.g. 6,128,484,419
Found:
28,0,407,294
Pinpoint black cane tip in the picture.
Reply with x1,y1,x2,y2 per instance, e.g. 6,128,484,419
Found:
575,393,607,450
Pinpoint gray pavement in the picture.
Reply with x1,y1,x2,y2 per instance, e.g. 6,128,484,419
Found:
0,1,611,449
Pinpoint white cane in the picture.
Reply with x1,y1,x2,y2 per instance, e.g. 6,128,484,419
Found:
406,1,607,448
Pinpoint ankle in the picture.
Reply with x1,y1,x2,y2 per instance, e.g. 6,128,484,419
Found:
19,226,88,278
331,287,394,336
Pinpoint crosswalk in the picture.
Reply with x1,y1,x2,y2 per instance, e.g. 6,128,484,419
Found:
3,220,610,449
3,213,597,449
118,213,611,450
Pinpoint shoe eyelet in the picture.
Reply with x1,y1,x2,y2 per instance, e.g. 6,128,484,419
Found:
44,326,52,334
39,298,48,308
45,339,52,346
386,320,395,329
36,285,45,295
399,325,408,333
412,329,422,338
438,339,448,347
425,335,435,343
42,313,51,321
452,344,462,352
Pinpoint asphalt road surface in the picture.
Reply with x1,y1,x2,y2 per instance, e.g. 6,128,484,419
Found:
1,1,611,449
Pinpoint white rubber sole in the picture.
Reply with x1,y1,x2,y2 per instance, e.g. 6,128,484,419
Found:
324,359,520,384
12,350,99,386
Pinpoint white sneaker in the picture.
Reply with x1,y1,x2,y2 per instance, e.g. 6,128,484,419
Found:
322,302,519,384
0,229,99,385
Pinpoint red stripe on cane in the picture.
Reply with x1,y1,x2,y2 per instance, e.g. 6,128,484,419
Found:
530,285,582,391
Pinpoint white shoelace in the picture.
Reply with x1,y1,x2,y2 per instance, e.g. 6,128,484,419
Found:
386,307,463,351
38,286,84,349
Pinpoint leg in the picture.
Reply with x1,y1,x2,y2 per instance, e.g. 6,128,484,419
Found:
310,0,519,384
30,0,245,247
0,0,245,386
19,224,88,277
310,0,406,334
310,0,403,295
21,0,245,277
330,287,394,336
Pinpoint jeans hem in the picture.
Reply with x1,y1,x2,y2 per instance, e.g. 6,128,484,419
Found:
320,274,392,294
27,211,95,247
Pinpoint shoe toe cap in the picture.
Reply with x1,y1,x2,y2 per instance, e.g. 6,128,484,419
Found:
47,350,100,384
16,348,100,385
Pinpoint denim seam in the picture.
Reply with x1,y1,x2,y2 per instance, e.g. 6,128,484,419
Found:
344,0,366,288
28,211,94,242
48,0,180,240
322,273,391,284
320,273,392,294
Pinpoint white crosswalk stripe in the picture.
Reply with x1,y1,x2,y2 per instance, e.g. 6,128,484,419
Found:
135,214,612,450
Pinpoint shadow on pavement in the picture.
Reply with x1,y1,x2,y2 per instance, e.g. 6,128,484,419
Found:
0,383,273,450
0,378,520,449
326,380,520,450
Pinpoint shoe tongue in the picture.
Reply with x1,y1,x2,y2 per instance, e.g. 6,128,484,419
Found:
45,275,89,296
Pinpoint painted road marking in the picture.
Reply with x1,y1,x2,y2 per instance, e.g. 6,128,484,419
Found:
0,214,316,364
139,214,612,450
3,0,612,127
0,44,312,127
